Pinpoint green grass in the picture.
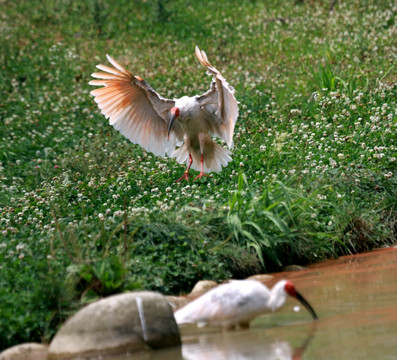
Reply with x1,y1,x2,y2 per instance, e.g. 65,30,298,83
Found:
0,0,396,349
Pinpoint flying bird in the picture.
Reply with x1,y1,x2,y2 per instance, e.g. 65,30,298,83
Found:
89,46,239,181
174,279,318,330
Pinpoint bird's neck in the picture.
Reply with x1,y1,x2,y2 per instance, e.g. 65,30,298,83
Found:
268,286,288,312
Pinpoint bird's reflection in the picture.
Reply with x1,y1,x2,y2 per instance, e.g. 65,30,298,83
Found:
181,322,317,360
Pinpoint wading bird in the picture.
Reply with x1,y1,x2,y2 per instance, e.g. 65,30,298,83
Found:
89,46,238,181
174,279,318,330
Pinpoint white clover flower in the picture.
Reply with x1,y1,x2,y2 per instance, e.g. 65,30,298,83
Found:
98,213,104,221
290,109,301,116
16,244,25,251
114,210,124,217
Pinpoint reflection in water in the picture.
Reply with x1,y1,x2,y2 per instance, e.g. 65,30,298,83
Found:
183,337,293,360
181,322,317,360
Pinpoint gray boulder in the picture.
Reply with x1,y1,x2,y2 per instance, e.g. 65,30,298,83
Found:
47,291,180,360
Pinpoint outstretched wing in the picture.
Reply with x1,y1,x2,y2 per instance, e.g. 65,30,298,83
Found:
89,55,184,157
195,46,239,149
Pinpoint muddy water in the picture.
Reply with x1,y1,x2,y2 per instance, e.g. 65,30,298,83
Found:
113,247,397,359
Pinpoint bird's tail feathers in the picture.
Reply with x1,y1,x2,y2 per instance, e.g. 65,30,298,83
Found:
172,140,232,173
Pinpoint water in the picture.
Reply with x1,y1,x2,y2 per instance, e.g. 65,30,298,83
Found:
111,247,397,360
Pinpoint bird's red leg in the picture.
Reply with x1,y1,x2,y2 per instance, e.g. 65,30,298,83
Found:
176,154,193,182
194,154,209,180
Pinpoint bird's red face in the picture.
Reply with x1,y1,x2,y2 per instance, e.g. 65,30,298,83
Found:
168,107,180,140
284,281,297,297
170,107,180,118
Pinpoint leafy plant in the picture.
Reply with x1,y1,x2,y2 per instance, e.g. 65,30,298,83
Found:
227,173,339,270
308,61,365,96
66,256,128,302
309,62,339,93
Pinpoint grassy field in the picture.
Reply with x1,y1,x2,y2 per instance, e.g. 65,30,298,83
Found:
1,0,396,349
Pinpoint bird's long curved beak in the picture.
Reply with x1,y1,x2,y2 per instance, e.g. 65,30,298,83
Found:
167,113,177,141
295,291,318,320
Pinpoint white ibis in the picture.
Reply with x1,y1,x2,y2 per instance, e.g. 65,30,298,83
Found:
174,280,318,330
89,46,238,181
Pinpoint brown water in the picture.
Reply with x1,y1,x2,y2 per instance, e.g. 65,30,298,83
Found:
113,247,397,360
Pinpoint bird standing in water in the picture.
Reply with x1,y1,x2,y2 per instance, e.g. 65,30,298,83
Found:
174,279,318,330
89,46,238,181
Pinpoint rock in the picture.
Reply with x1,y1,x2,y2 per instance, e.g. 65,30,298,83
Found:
0,343,48,360
167,281,218,312
189,280,218,297
247,274,274,282
283,265,307,272
166,296,190,311
47,291,180,360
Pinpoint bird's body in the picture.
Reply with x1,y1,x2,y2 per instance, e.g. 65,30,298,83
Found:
174,280,318,330
89,46,238,181
171,95,232,175
175,280,271,329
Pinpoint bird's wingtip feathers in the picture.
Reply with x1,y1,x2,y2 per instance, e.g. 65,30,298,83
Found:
105,54,130,75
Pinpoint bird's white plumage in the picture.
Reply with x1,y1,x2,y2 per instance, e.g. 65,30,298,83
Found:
195,46,239,149
89,46,239,176
89,56,183,157
174,280,290,329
